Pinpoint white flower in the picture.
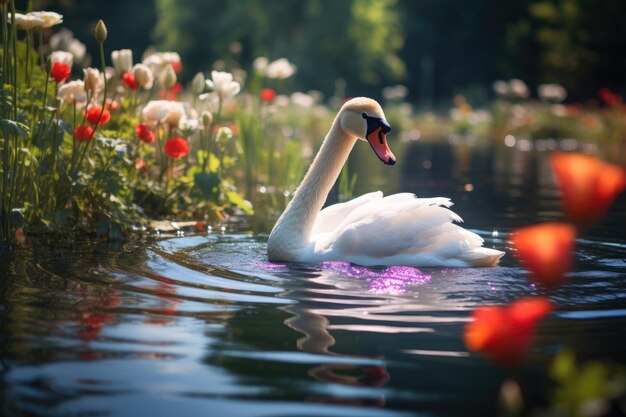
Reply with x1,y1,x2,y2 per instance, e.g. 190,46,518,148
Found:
493,80,509,96
253,56,268,74
508,79,530,98
29,11,63,28
179,116,199,132
9,13,45,30
273,95,290,107
142,51,181,73
205,71,240,99
538,83,567,103
111,49,133,75
265,58,297,79
382,85,408,101
49,29,88,64
132,64,154,89
50,50,73,66
142,100,185,128
291,92,315,108
57,80,87,106
83,67,102,97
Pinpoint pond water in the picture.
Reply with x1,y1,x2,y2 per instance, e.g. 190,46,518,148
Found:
1,142,626,417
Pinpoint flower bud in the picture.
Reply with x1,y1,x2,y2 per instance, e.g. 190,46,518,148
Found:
161,63,177,90
95,20,107,43
201,110,213,129
191,72,205,95
83,67,102,97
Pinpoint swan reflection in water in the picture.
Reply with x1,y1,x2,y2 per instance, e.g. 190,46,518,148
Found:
266,261,438,407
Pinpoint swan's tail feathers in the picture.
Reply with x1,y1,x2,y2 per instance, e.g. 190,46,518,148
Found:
459,247,505,267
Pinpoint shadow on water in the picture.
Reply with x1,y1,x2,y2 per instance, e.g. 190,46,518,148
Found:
1,142,626,417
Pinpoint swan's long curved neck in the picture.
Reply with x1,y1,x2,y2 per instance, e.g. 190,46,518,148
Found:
268,121,355,259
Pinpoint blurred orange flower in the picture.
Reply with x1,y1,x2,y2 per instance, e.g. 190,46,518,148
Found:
551,152,626,224
509,222,576,286
464,297,553,366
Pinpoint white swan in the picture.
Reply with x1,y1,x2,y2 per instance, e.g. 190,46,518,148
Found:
267,97,504,267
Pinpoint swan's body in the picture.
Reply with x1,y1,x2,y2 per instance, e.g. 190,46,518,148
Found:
267,98,504,267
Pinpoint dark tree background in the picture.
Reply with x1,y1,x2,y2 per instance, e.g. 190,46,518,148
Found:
21,0,626,103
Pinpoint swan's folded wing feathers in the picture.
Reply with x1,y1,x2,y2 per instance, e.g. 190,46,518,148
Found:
313,191,382,234
313,192,501,266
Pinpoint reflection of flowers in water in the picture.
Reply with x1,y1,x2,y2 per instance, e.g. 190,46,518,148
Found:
321,262,431,295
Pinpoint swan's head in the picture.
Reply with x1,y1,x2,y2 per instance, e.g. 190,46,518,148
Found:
339,97,396,165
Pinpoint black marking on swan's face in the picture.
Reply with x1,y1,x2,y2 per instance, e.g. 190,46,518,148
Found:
362,112,392,139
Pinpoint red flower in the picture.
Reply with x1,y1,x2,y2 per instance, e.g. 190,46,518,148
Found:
260,88,276,102
551,152,626,224
509,222,576,287
135,123,155,143
86,107,111,126
74,125,94,142
50,62,71,83
122,71,138,90
164,137,189,159
159,82,183,100
464,297,553,366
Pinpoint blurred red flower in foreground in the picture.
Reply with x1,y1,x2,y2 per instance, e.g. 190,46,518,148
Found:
509,222,576,287
464,297,553,366
551,152,626,224
260,88,276,102
164,137,189,159
135,123,155,143
74,125,93,142
86,107,111,126
122,71,138,90
50,62,70,83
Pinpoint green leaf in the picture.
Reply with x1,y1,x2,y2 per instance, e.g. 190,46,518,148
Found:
226,190,253,214
1,119,30,137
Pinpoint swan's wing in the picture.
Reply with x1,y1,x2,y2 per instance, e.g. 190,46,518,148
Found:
312,191,383,235
312,193,503,267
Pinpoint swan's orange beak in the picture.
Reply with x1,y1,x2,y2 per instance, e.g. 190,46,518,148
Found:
363,113,395,165
366,126,396,165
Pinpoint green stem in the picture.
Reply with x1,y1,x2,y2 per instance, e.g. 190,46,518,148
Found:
72,42,108,179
